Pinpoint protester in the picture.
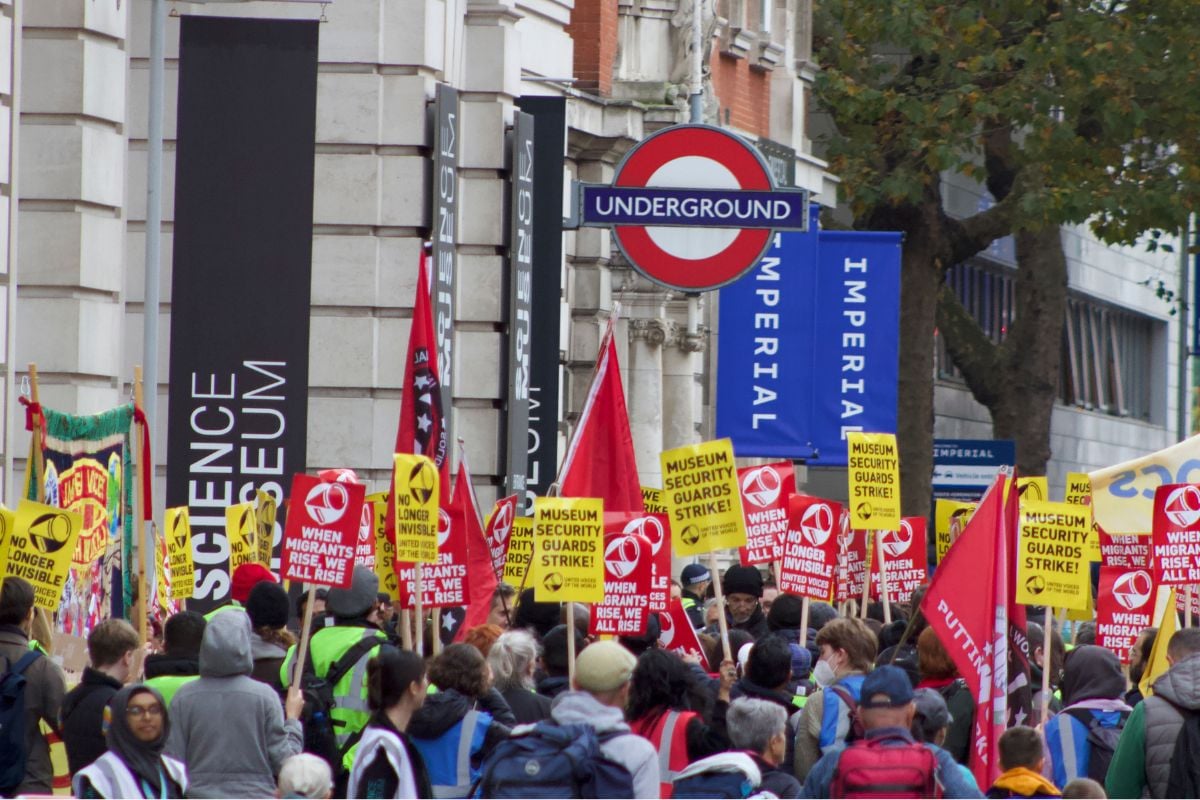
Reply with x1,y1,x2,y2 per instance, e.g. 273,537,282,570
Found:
293,587,329,634
731,633,800,725
1061,778,1106,798
145,611,205,706
246,581,295,694
911,687,953,747
207,562,276,620
535,624,585,700
1124,627,1157,707
487,629,552,724
619,612,663,658
462,624,503,658
721,565,769,638
762,579,780,617
916,625,974,764
702,598,723,635
375,594,397,637
1073,622,1097,647
72,684,188,799
408,643,513,797
794,616,877,780
1028,620,1065,723
346,650,431,799
726,697,802,798
1044,645,1130,788
487,584,517,630
628,648,734,795
61,618,141,774
986,726,1062,798
800,665,982,798
1106,627,1200,799
512,588,562,639
280,566,393,776
166,609,305,798
766,593,815,690
277,754,333,799
680,564,711,629
0,575,66,796
670,578,683,603
548,640,660,798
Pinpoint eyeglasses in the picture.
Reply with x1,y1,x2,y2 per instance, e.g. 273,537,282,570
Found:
126,704,164,719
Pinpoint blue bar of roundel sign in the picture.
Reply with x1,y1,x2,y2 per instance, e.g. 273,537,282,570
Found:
716,218,901,465
579,185,808,229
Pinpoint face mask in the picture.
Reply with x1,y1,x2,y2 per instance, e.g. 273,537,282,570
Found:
812,659,836,688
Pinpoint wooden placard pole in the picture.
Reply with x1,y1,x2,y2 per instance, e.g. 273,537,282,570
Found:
399,609,413,651
1187,586,1195,629
292,585,318,687
566,606,577,687
28,364,45,503
431,608,443,655
859,537,871,620
709,552,732,662
876,531,892,625
133,367,149,645
414,563,425,657
798,596,811,660
1040,605,1053,726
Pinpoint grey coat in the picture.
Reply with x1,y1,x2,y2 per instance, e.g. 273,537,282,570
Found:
1143,654,1200,798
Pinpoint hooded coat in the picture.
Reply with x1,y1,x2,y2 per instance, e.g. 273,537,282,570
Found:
551,690,660,799
1044,645,1130,788
164,611,302,798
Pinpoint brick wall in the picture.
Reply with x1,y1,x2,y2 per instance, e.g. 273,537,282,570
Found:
567,0,618,95
711,51,771,136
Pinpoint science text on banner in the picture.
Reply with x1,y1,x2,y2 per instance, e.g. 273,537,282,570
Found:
1063,472,1101,562
164,507,195,601
226,501,258,573
1151,483,1200,586
392,454,440,564
661,438,747,556
2,500,84,610
1016,500,1091,610
736,461,793,565
846,432,900,531
934,499,976,563
779,495,840,601
279,473,365,590
533,497,604,604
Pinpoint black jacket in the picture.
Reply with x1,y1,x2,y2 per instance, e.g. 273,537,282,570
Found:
500,686,553,725
728,606,769,639
750,753,801,799
61,667,123,774
535,674,570,700
143,653,199,680
349,713,433,800
682,590,706,630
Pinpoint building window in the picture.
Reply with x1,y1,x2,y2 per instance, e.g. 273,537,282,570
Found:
935,259,1162,423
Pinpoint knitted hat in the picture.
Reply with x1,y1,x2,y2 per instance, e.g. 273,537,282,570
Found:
722,565,763,598
325,566,379,620
767,593,804,631
231,563,277,604
574,641,636,693
245,581,290,629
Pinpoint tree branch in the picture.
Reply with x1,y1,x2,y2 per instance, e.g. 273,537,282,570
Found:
935,282,1003,408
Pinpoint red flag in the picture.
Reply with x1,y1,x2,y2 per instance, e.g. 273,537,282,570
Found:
558,319,644,513
452,459,497,641
660,598,709,670
921,473,1009,789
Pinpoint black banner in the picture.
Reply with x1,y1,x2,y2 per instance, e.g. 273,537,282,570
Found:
166,16,319,606
431,85,459,453
515,97,566,514
504,112,535,498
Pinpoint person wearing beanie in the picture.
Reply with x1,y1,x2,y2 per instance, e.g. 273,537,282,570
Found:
680,564,712,630
145,611,206,707
280,567,395,786
549,641,660,799
766,593,815,695
205,563,278,621
722,565,769,639
512,588,562,639
246,581,295,694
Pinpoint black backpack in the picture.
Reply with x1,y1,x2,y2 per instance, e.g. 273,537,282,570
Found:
0,650,41,794
477,722,635,799
1166,708,1200,797
1064,707,1128,784
830,684,866,743
297,635,380,776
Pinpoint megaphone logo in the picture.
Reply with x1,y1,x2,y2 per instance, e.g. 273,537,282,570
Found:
800,503,834,547
1164,486,1200,528
741,467,782,509
624,516,666,555
29,512,72,554
880,520,914,558
359,504,373,542
408,462,437,505
1114,570,1153,611
543,572,564,593
305,482,350,526
604,535,642,579
680,525,701,546
437,508,452,549
659,609,676,647
490,502,514,545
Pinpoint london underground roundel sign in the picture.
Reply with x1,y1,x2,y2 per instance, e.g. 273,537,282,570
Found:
569,124,809,291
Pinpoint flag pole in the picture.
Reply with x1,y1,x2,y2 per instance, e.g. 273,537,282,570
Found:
28,363,44,503
432,609,442,655
859,540,871,620
567,609,577,687
134,366,149,644
798,596,810,659
876,530,892,624
414,564,425,656
1188,586,1194,628
1040,605,1053,726
709,552,732,662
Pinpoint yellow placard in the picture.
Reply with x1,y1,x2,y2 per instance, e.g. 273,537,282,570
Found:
2,500,84,610
641,486,668,516
165,507,195,601
847,432,901,531
256,490,278,567
1017,476,1049,503
1017,500,1091,610
0,505,13,578
533,497,604,603
393,454,439,564
660,439,746,556
226,502,257,572
367,492,399,602
502,517,534,586
933,499,976,563
1063,471,1101,562
1066,580,1095,622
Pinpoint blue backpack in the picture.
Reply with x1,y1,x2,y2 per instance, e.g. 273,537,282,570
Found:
0,650,41,793
476,721,635,799
673,770,755,799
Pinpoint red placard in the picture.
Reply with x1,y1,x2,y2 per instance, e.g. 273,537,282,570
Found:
870,516,928,604
779,495,840,601
659,598,709,669
1152,484,1200,586
281,473,366,589
836,515,869,603
589,531,654,636
397,506,469,609
1100,528,1151,570
354,502,375,569
606,512,671,613
1096,566,1157,662
736,462,794,566
485,494,520,578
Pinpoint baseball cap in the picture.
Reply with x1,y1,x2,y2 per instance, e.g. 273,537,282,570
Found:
913,687,953,729
860,664,915,708
681,564,711,586
574,640,637,693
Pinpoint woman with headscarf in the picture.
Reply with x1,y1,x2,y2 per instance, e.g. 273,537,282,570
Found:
1044,644,1132,789
72,684,188,799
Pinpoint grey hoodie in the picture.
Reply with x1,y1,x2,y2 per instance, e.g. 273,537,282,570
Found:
165,610,303,798
550,690,659,799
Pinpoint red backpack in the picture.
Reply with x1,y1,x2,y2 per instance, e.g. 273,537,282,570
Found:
830,735,942,799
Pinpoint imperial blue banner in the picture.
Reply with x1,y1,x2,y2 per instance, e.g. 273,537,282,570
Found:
716,218,901,465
